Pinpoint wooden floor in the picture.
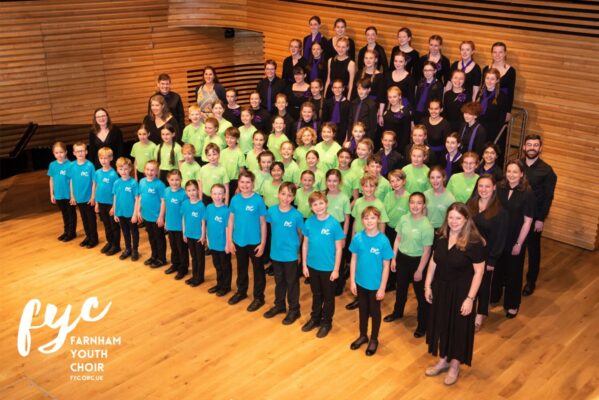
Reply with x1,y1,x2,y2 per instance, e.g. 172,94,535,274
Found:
0,211,597,400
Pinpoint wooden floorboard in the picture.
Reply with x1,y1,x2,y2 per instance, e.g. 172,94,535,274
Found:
0,211,597,399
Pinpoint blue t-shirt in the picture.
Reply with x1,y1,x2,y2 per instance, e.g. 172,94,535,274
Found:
164,187,187,231
94,168,119,205
68,160,95,203
230,193,267,246
266,206,304,262
349,231,394,290
302,215,345,271
206,203,229,251
139,178,165,223
181,199,206,240
112,178,139,218
47,160,71,200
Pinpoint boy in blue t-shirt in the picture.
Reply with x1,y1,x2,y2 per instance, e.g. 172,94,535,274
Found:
48,141,77,241
163,169,189,280
94,147,121,255
205,183,232,296
348,206,393,356
263,182,304,325
112,157,140,261
135,160,167,268
68,142,98,248
301,191,345,338
226,170,267,312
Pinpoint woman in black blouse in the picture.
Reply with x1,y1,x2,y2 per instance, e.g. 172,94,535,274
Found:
493,160,534,318
446,41,481,102
482,42,516,120
302,16,327,63
287,66,311,120
423,99,451,162
467,175,508,331
386,51,416,108
305,41,327,84
389,27,419,76
326,18,356,61
443,70,468,132
476,143,504,182
413,61,444,124
382,86,412,152
417,35,450,85
282,39,307,86
88,108,123,169
143,95,179,144
477,68,509,160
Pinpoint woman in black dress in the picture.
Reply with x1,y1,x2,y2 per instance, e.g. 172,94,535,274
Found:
417,35,450,85
143,95,179,144
477,68,509,158
466,175,508,331
287,66,311,120
424,203,486,385
357,26,388,74
389,27,419,75
477,143,503,182
282,39,307,86
446,41,482,102
413,61,444,124
88,108,123,168
423,99,451,162
386,51,416,108
482,42,516,121
382,86,412,152
493,160,534,318
327,18,356,61
356,49,385,114
324,36,356,99
302,16,327,63
443,70,468,132
305,41,327,84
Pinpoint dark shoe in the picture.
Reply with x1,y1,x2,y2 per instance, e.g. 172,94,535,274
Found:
174,272,187,280
131,250,139,261
304,277,310,285
413,329,426,338
522,283,535,296
58,233,67,241
282,311,301,325
263,307,286,319
345,299,360,310
100,243,111,253
119,249,131,260
216,288,230,297
228,292,247,305
365,339,378,356
79,238,90,247
150,259,166,268
85,241,98,249
189,279,204,287
247,299,265,312
506,309,518,319
383,313,402,323
208,285,220,294
63,235,76,242
301,319,320,332
164,266,177,274
185,278,194,285
144,257,155,266
106,246,121,256
316,324,331,338
265,266,274,276
350,336,369,350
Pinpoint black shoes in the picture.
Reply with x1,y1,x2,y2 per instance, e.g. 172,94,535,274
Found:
506,309,519,319
189,279,204,287
164,266,177,274
150,259,166,268
216,288,230,297
63,235,76,242
365,339,378,356
207,285,220,294
131,250,139,261
228,292,248,305
316,325,331,338
522,283,535,296
345,299,359,310
106,246,121,256
301,319,320,332
350,336,369,350
80,238,90,247
85,240,98,249
263,307,286,319
282,311,300,325
174,271,187,280
247,299,265,312
413,329,426,338
100,243,111,254
58,233,67,241
119,249,131,260
265,266,274,276
144,257,155,265
383,313,403,323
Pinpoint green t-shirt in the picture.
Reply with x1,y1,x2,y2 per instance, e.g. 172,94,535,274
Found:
327,192,351,223
447,173,479,203
201,134,226,163
295,188,313,218
384,190,411,230
396,214,434,257
179,161,201,187
424,188,456,228
239,125,256,154
216,118,233,141
130,141,157,173
350,158,367,176
182,123,204,153
155,142,183,171
245,150,262,175
356,174,392,202
220,146,245,180
339,168,358,199
351,197,389,233
294,145,313,171
282,160,301,184
254,171,272,194
199,163,230,196
314,141,341,172
402,164,431,194
260,180,281,208
267,133,289,161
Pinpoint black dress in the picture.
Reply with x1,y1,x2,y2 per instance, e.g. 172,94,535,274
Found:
327,57,352,98
427,238,486,366
251,107,272,134
223,106,242,127
142,116,180,145
443,90,468,132
449,61,482,101
282,56,308,86
88,126,124,169
413,79,444,123
478,89,509,154
382,98,412,152
389,47,419,76
423,118,452,161
482,65,516,112
385,71,416,107
287,86,312,120
417,54,451,84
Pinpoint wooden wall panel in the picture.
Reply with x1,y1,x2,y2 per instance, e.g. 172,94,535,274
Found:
168,0,248,29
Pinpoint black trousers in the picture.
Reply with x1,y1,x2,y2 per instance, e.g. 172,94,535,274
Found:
492,249,525,310
159,170,169,186
273,260,300,312
202,195,213,206
235,243,265,301
394,251,428,332
168,231,189,272
77,202,98,243
145,221,166,262
187,238,206,281
229,179,238,198
476,267,494,316
211,250,232,291
335,220,352,294
56,199,77,237
136,171,146,181
118,216,139,251
263,224,272,265
385,225,398,290
525,228,542,286
308,266,336,326
357,285,382,340
98,203,120,248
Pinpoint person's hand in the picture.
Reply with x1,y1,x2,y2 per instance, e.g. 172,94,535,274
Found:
131,215,138,224
377,115,384,127
350,281,357,296
390,258,397,272
413,269,423,282
486,264,494,272
114,216,120,223
376,288,385,301
425,287,433,304
302,266,310,278
94,203,99,213
227,242,236,255
534,220,544,233
461,297,474,316
254,243,265,257
109,207,114,216
511,243,521,256
137,212,143,222
70,197,77,206
88,197,95,207
157,217,164,228
329,270,339,281
183,235,188,243
50,194,56,204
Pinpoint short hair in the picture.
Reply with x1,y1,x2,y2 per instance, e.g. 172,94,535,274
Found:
116,157,132,169
188,104,200,114
239,170,255,182
279,181,297,196
253,130,266,140
97,147,113,158
367,154,382,166
271,161,284,173
258,150,275,162
185,179,199,190
365,26,378,34
293,65,306,76
388,169,407,180
337,148,352,158
226,88,238,97
409,191,426,204
204,143,220,155
412,124,428,137
410,144,429,159
182,143,196,155
308,191,327,205
326,168,342,184
357,138,374,154
461,102,482,116
361,206,381,219
462,151,480,164
52,141,67,152
382,130,396,142
460,40,476,51
357,78,372,90
447,132,461,143
306,149,320,160
360,175,378,187
275,93,288,102
73,141,86,150
321,121,337,136
280,140,294,151
524,134,543,145
211,183,226,193
167,169,182,179
157,73,171,82
204,117,219,130
145,160,159,170
265,59,277,69
301,170,315,180
240,105,254,118
225,126,240,139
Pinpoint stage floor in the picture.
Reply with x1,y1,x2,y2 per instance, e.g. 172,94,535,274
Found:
1,211,597,399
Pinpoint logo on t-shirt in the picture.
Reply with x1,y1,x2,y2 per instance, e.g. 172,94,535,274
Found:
102,178,110,184
214,216,223,223
60,170,67,176
320,228,330,236
80,171,89,177
171,198,179,204
148,188,156,194
283,221,293,228
370,247,380,255
191,211,199,218
125,187,132,193
245,205,255,212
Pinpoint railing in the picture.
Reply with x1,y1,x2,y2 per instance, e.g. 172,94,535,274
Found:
493,106,528,168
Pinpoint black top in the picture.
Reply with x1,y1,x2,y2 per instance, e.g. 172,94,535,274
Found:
303,33,328,63
449,61,482,101
322,97,350,144
459,121,487,156
325,37,356,61
522,158,557,221
382,98,412,151
389,47,420,76
354,71,385,104
282,56,308,86
147,91,185,132
433,237,486,281
413,79,444,122
385,71,416,107
223,106,242,127
251,107,273,134
477,89,508,143
290,118,320,144
423,118,452,151
309,97,324,121
328,57,352,96
441,152,463,180
443,90,468,132
88,126,124,169
286,86,312,120
256,77,287,114
348,97,378,141
357,43,388,74
417,54,451,84
142,115,180,145
482,65,517,111
497,185,535,245
376,148,406,176
473,207,508,266
476,163,503,182
305,56,327,84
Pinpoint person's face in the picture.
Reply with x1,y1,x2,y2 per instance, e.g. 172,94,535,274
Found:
265,64,276,79
412,129,426,144
321,127,334,142
95,110,108,127
524,140,542,159
337,152,351,168
53,147,67,162
362,182,376,197
301,106,313,121
463,112,476,124
393,55,406,71
483,147,498,164
462,156,477,174
186,184,199,200
212,103,224,118
505,163,523,187
332,81,344,97
485,73,498,90
423,65,435,81
389,175,405,191
207,149,219,165
451,72,465,89
429,170,444,189
273,118,285,133
289,41,301,56
238,176,253,193
189,110,201,124
363,52,376,68
241,111,252,125
250,94,261,108
362,213,379,230
281,143,293,159
409,195,425,216
118,164,131,178
259,156,273,172
366,162,382,177
211,187,225,204
73,146,87,161
336,40,348,56
357,85,370,99
294,72,305,84
301,131,313,145
309,19,320,34
205,123,216,136
306,153,318,168
275,97,287,111
151,101,162,116
382,134,395,150
334,21,346,36
271,165,283,181
278,187,294,207
428,102,442,118
312,43,323,59
183,151,194,163
310,81,321,96
356,143,369,159
225,134,237,148
429,39,441,54
387,90,401,106
226,90,237,105
447,209,466,233
144,163,157,179
311,198,327,216
137,130,149,143
326,174,340,191
99,155,112,168
398,31,410,46
253,134,265,149
492,45,506,64
445,137,458,153
157,79,170,95
204,69,215,83
365,29,377,44
460,44,474,60
411,149,424,166
477,178,495,201
352,127,365,141
301,174,314,189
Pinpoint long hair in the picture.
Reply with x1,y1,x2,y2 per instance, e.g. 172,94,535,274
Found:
157,123,177,167
203,66,220,84
439,202,486,251
499,159,529,191
466,174,501,219
478,68,501,105
92,108,112,133
149,95,171,121
360,49,380,80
